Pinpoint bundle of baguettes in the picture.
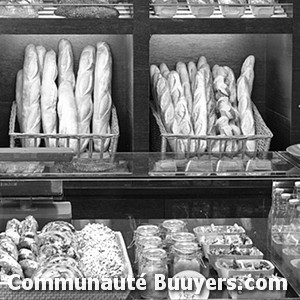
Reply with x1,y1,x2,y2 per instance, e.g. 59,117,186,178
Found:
150,55,258,153
15,39,116,153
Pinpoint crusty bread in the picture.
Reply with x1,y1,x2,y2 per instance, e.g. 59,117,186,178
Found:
155,74,175,134
57,81,78,151
16,69,23,133
58,39,75,89
93,42,112,152
193,69,207,152
22,44,41,147
187,61,197,94
237,56,256,152
223,66,237,108
176,62,193,115
212,65,229,100
36,45,46,81
160,63,170,79
168,70,194,152
75,45,95,152
41,50,58,148
197,56,208,70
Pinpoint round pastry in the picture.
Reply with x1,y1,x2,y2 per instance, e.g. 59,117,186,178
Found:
33,264,84,280
19,259,39,278
18,237,39,256
38,244,61,262
41,221,75,234
0,236,19,261
0,249,24,279
38,230,74,250
5,219,21,245
20,216,38,238
18,248,36,262
43,255,79,269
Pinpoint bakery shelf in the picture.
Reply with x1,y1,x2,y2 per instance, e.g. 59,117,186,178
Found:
149,18,292,34
0,18,134,34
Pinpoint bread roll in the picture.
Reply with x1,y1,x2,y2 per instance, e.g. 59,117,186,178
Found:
22,44,41,147
16,69,23,133
75,45,95,152
58,39,75,89
57,81,78,151
168,71,194,152
176,62,193,115
155,74,175,133
93,42,112,152
36,45,46,81
41,50,58,148
193,69,207,152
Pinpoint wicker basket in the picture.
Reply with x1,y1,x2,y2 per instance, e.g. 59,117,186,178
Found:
151,102,273,154
9,101,119,159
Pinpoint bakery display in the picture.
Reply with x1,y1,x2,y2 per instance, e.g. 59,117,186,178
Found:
151,55,271,154
13,39,118,155
0,216,130,283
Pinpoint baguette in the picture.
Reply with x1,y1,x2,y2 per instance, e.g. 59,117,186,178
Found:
240,55,255,94
160,63,170,79
212,65,229,100
237,76,255,151
155,74,176,134
176,62,193,115
75,45,95,152
167,71,194,152
187,61,197,94
223,66,237,108
22,44,41,147
193,69,207,152
58,39,75,89
41,50,58,148
150,64,161,110
57,81,78,151
36,45,46,81
197,56,208,70
93,42,112,152
16,69,23,133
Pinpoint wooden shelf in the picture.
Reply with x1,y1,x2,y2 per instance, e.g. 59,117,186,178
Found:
0,18,134,34
150,18,293,34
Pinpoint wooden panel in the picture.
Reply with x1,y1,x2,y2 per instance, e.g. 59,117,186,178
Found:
0,34,133,151
266,34,292,120
266,108,291,150
150,19,293,35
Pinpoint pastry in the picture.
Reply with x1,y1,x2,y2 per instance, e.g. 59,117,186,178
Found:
41,49,58,147
0,249,24,280
18,237,39,256
5,218,21,245
75,45,95,152
19,259,38,278
41,221,76,234
93,42,112,152
0,236,18,260
18,248,36,261
20,215,38,238
22,44,41,147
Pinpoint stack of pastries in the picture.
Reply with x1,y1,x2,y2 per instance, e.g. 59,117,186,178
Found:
15,39,115,153
0,216,125,282
150,55,256,153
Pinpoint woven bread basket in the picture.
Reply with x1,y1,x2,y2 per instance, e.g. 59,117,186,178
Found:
150,101,273,154
9,101,119,159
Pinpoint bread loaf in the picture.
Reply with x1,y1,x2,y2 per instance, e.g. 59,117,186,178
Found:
168,71,194,152
197,56,207,70
41,50,58,148
75,45,95,152
16,69,23,133
150,64,161,111
22,44,41,147
36,45,46,81
155,74,175,133
193,69,207,152
93,42,112,152
176,62,193,115
57,81,78,151
240,55,255,94
212,65,229,100
58,39,75,89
